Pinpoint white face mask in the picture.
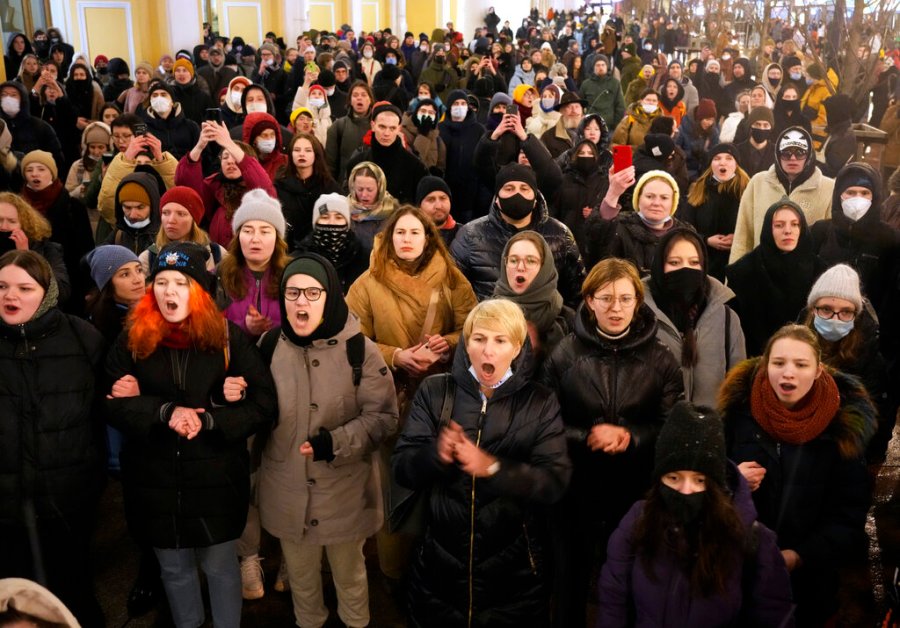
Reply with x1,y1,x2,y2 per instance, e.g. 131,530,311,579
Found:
644,43,653,51
541,97,556,111
265,58,275,66
245,102,267,114
643,103,658,114
326,87,335,96
230,90,243,106
124,215,151,229
1,96,20,117
450,105,468,120
363,50,373,59
151,96,171,114
841,196,872,221
256,138,277,154
309,97,325,108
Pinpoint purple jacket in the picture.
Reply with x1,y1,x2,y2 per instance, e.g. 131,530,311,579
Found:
596,466,795,628
223,266,281,337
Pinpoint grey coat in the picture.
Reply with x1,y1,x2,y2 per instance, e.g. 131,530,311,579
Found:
642,276,746,407
258,314,399,545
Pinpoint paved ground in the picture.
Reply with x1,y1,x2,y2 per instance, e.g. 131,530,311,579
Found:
92,426,900,628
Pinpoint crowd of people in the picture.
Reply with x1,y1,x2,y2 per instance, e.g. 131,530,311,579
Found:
1,5,900,628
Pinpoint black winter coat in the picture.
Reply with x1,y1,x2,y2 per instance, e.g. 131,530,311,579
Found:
170,80,213,125
439,112,490,223
720,358,875,624
140,104,201,161
345,136,428,205
585,211,691,274
552,155,613,256
472,133,563,205
450,194,585,306
393,342,571,628
541,302,683,519
677,178,742,280
0,81,64,168
106,172,161,255
0,309,105,527
104,321,277,548
274,173,341,249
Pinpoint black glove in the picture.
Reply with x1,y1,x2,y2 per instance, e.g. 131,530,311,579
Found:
308,427,335,462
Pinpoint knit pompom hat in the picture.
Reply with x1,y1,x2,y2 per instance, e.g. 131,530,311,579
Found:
231,189,286,238
806,263,863,313
632,169,680,214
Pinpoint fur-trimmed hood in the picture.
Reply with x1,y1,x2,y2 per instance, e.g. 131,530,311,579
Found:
717,357,876,459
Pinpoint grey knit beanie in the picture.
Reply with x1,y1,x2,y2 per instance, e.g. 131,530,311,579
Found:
806,264,863,313
232,189,286,238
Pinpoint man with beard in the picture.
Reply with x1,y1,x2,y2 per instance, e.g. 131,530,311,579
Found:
541,91,587,159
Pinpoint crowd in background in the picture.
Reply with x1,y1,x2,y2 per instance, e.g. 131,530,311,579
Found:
1,4,900,628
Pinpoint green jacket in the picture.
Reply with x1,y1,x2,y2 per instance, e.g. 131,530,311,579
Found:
580,74,626,128
619,56,642,97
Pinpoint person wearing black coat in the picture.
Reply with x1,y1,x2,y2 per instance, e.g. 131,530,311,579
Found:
344,102,428,204
4,33,34,82
139,82,200,161
106,171,162,254
0,81,65,169
772,85,812,139
720,324,876,627
104,242,277,628
809,163,900,359
0,250,106,628
726,198,827,356
251,46,290,126
450,163,585,306
102,57,135,103
540,257,684,628
169,65,213,125
33,81,80,171
439,90,489,223
393,299,571,628
553,138,613,256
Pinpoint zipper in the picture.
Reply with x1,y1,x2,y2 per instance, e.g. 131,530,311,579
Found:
255,277,262,311
467,397,488,628
523,522,537,575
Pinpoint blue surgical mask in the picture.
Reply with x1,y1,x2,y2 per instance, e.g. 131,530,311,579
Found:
814,315,854,342
385,57,397,65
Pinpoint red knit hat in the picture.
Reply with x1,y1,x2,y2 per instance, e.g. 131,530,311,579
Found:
160,186,205,225
694,98,718,122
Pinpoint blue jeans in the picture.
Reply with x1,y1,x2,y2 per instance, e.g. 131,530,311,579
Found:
154,540,242,628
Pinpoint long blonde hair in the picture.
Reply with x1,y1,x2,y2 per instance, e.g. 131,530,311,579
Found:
0,192,52,241
687,164,750,207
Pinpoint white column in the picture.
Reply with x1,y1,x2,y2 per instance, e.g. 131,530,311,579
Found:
285,0,308,37
393,0,406,35
167,0,203,54
350,0,363,30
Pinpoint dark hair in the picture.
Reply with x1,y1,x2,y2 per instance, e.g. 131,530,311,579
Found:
111,112,142,132
639,88,659,100
277,132,335,185
632,480,746,596
0,249,53,291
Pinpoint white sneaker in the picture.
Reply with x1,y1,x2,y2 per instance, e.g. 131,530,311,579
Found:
273,557,290,592
240,554,265,600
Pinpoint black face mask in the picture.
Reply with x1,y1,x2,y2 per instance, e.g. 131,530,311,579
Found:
498,193,535,220
574,156,596,175
662,267,704,303
659,484,706,524
783,100,801,113
98,66,108,75
434,56,445,65
0,231,15,254
751,127,772,143
768,76,781,88
312,223,351,259
414,115,436,133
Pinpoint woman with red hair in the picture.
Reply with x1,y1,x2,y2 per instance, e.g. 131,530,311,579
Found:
104,242,277,628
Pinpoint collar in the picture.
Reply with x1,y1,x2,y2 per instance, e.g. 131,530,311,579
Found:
468,365,513,400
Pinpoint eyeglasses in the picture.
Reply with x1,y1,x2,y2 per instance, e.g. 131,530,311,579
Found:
506,255,541,269
779,148,808,160
592,294,637,308
284,287,325,301
814,306,856,322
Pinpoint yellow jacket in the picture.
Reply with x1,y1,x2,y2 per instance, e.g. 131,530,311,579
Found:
801,68,839,150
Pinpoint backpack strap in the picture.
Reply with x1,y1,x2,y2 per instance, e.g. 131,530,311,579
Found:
346,332,366,387
724,305,732,371
258,329,281,365
438,373,456,429
210,243,222,265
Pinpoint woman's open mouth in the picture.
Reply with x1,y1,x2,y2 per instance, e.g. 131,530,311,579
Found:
480,362,495,377
165,301,178,312
779,382,797,394
515,274,526,285
3,304,20,315
296,311,309,322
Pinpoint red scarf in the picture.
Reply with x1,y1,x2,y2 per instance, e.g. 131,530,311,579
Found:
22,180,64,216
749,366,840,445
160,322,193,349
441,214,457,231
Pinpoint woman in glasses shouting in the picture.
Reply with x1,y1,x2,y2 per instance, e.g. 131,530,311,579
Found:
540,257,683,628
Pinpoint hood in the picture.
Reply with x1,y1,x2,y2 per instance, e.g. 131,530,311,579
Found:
0,81,30,118
450,330,536,402
577,112,611,151
240,83,276,116
114,171,162,232
80,120,112,151
830,162,884,229
241,111,283,146
773,126,816,192
5,33,34,59
0,577,79,627
759,197,811,253
717,357,876,460
761,62,782,95
512,66,535,84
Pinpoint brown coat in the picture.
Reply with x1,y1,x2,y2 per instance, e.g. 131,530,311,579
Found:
346,241,477,370
257,314,399,545
611,102,661,147
400,113,447,173
880,102,900,170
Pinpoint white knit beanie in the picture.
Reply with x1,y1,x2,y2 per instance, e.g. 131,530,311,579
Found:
312,192,351,228
232,188,286,238
806,264,863,312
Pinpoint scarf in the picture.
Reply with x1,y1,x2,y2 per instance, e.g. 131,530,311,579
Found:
492,236,563,334
312,223,351,259
160,322,193,349
22,180,64,216
750,365,840,445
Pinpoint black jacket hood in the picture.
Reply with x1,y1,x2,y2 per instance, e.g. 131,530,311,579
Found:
0,81,30,118
114,171,162,233
830,162,884,229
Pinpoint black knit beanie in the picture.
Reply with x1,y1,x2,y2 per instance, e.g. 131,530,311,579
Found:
653,401,727,488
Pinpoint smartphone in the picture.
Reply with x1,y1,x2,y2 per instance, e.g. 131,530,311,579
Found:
133,123,147,137
101,152,115,165
205,108,224,123
305,62,318,73
505,103,518,116
612,145,632,172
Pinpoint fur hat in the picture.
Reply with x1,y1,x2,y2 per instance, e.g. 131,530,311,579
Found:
231,188,286,238
21,150,58,180
654,401,727,488
806,263,863,313
85,245,139,290
160,186,205,225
